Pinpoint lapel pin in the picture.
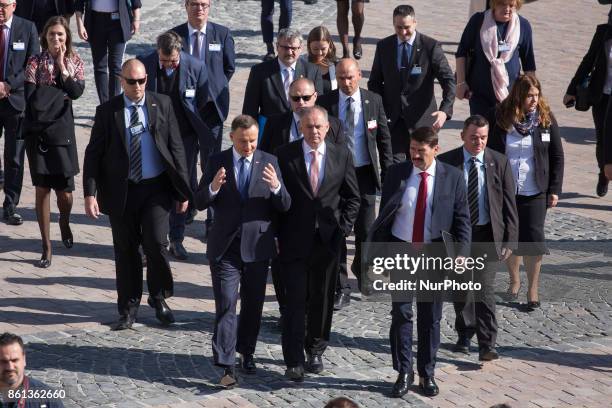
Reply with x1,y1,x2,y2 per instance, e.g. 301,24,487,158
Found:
365,100,369,104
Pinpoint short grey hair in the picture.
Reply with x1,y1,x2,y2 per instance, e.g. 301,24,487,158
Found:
157,31,183,55
298,106,328,123
277,28,303,45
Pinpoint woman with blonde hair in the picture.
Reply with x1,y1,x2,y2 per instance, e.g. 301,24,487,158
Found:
487,75,564,311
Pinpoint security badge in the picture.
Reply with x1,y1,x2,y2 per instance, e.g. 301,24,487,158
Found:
541,129,550,142
111,12,120,20
367,119,377,130
498,40,511,53
130,123,145,136
410,65,422,75
209,43,221,52
12,42,25,51
185,88,196,98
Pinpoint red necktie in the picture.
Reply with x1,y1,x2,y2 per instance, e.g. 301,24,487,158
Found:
412,172,428,243
0,25,6,81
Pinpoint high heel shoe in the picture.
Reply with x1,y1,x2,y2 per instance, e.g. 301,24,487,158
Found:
504,282,521,301
59,215,73,248
36,253,52,268
352,39,363,60
526,301,541,312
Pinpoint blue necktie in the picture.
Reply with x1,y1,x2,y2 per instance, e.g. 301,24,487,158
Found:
238,157,250,200
401,42,412,70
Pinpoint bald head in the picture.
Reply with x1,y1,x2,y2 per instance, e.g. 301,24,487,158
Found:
289,78,317,113
121,59,147,102
336,58,361,96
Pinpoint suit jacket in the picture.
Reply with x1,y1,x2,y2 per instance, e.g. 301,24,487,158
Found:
276,140,360,261
195,148,291,262
83,92,191,216
566,24,612,105
16,0,75,31
438,147,519,256
138,51,211,144
368,160,471,251
75,0,141,43
242,57,324,119
317,88,394,190
0,16,39,112
172,21,235,123
368,32,455,131
258,111,345,154
487,110,564,196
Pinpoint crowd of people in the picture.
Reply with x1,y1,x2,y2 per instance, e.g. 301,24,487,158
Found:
0,0,610,404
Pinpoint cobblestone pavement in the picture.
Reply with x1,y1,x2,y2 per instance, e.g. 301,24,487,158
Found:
2,0,612,407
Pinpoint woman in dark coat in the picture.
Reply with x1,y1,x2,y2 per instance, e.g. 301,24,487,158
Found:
25,16,85,268
487,75,564,311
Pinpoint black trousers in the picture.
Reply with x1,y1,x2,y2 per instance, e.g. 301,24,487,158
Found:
593,94,611,169
169,133,199,242
270,257,285,312
0,105,24,211
337,165,377,294
108,176,174,317
210,237,269,367
261,0,292,44
281,232,339,367
194,116,224,225
391,119,410,163
453,224,498,349
89,11,125,103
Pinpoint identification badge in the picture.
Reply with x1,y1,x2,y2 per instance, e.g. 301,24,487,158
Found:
185,89,196,98
111,12,120,20
410,65,422,75
367,119,378,130
12,42,25,51
498,41,511,53
541,131,550,142
129,123,145,136
209,43,221,52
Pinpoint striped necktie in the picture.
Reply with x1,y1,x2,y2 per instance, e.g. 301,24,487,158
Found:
128,106,142,183
468,157,479,226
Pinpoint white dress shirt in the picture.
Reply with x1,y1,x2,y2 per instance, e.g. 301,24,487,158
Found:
290,112,302,142
604,38,612,95
506,128,540,196
279,60,297,99
188,22,207,59
339,89,370,167
303,139,326,191
391,160,436,242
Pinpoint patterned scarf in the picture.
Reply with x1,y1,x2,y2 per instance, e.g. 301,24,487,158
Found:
514,109,540,136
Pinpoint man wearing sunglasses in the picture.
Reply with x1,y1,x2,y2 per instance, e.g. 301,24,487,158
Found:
242,28,323,128
318,58,393,305
83,59,192,331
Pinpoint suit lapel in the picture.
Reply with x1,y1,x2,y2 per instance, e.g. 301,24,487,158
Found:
411,33,423,70
317,141,335,197
282,113,294,144
291,142,314,198
271,60,289,109
114,97,128,153
483,148,497,201
248,150,264,197
145,94,158,140
205,22,213,64
389,36,402,85
146,57,158,92
432,159,445,217
6,18,22,74
224,148,240,197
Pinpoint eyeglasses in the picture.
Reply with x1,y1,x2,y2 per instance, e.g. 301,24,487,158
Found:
278,44,301,52
0,3,14,9
123,77,146,85
189,2,210,9
290,94,314,102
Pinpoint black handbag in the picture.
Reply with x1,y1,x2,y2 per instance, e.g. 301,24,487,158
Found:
574,75,592,112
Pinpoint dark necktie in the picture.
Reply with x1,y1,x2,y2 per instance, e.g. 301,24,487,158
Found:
468,157,480,226
128,106,142,183
0,25,6,81
344,96,355,154
401,41,412,70
412,172,428,243
193,31,202,60
238,157,250,200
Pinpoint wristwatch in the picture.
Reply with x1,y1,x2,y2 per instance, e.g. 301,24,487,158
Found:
61,69,69,77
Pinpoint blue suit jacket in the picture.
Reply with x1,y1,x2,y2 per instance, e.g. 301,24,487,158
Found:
138,51,211,144
195,148,291,263
172,21,235,123
369,160,471,252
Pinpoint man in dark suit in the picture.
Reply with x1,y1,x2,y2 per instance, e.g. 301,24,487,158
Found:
138,30,209,261
195,115,291,388
242,28,323,122
172,0,235,230
368,127,471,397
368,5,455,163
276,106,360,382
15,0,74,33
318,58,393,308
260,78,345,154
83,59,191,331
438,115,518,362
0,1,39,226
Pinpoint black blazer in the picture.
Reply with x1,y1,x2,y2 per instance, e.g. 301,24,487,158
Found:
15,0,74,32
276,140,360,261
487,110,564,196
566,24,612,105
317,88,394,190
368,160,471,250
258,111,345,154
438,147,519,256
368,32,455,130
242,57,324,119
195,148,291,263
83,92,192,216
172,21,235,122
138,51,211,144
75,0,141,43
1,16,39,113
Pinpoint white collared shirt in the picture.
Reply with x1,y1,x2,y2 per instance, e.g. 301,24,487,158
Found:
279,59,297,99
506,128,540,195
396,31,417,69
303,139,326,191
604,38,612,95
391,159,436,242
339,89,370,167
290,112,302,142
188,22,207,60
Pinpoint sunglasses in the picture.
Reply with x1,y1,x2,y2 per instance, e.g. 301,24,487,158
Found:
290,94,314,102
123,77,146,85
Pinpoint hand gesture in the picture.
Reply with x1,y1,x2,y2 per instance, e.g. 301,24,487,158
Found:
431,111,447,131
262,163,280,190
85,196,100,219
211,167,227,192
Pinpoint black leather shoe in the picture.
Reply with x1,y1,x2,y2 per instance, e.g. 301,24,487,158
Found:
353,40,363,60
36,253,52,269
185,208,197,225
169,241,188,260
113,314,135,331
333,292,350,311
597,173,609,197
285,366,304,382
526,301,541,311
59,215,73,248
306,354,324,374
453,338,471,354
479,347,499,361
419,377,439,397
391,371,414,398
241,354,256,374
219,367,238,388
303,0,318,4
147,296,175,325
3,208,23,225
